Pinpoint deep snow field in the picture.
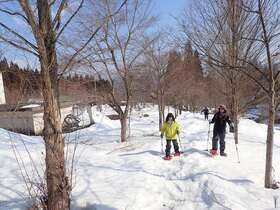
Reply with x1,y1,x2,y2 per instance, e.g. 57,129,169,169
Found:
1,105,280,210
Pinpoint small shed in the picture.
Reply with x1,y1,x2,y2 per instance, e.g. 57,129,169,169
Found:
0,102,94,135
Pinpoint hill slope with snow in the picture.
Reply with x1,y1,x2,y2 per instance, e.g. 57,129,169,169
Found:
0,105,280,210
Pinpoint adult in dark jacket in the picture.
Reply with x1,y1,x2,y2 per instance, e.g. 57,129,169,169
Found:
209,104,232,156
201,107,209,120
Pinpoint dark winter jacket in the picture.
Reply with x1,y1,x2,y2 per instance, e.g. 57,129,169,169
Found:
210,111,231,132
202,108,209,115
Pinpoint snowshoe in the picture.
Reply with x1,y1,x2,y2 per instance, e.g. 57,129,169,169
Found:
210,149,218,156
163,155,172,160
174,152,181,157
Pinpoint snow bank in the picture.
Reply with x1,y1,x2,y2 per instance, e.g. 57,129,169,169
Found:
1,106,280,209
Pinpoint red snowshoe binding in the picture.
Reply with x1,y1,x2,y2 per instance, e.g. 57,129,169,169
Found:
210,149,218,156
163,155,172,160
174,152,181,157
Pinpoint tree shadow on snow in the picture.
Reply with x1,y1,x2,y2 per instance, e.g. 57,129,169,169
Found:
0,182,30,210
200,180,233,210
182,148,212,157
78,161,167,182
119,150,162,157
0,198,29,210
179,171,254,185
72,202,118,210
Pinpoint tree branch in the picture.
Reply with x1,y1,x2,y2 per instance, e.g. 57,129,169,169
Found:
0,21,38,51
0,35,39,57
51,0,67,30
55,0,84,41
0,8,29,23
58,0,128,77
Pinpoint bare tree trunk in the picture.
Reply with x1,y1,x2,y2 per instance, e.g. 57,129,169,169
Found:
229,0,239,146
158,105,163,130
161,107,165,124
162,105,165,122
41,50,69,210
158,89,162,130
37,1,69,209
231,84,239,145
120,115,128,142
179,105,182,115
43,96,69,210
175,107,178,118
158,88,165,130
87,105,94,124
159,105,165,129
233,113,239,144
257,0,277,188
265,86,276,188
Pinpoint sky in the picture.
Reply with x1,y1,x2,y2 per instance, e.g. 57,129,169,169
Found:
0,0,190,68
154,0,189,27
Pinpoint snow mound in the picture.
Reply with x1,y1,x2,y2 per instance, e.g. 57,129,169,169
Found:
93,111,120,130
1,105,280,209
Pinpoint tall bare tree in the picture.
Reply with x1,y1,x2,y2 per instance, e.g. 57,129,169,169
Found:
84,0,155,142
0,1,73,208
178,0,280,188
240,0,280,188
179,0,258,144
0,0,127,208
177,0,261,161
142,33,170,129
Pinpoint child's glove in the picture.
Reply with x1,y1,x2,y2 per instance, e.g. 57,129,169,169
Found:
160,133,164,139
176,130,180,135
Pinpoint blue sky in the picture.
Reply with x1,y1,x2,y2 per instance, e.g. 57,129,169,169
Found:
0,0,190,68
154,0,189,27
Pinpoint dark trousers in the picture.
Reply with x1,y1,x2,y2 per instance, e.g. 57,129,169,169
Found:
165,139,179,156
204,114,208,120
212,130,226,153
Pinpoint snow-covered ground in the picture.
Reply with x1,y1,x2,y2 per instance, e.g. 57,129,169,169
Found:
1,105,280,210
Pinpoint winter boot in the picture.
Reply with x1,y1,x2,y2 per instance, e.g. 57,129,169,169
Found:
220,152,227,157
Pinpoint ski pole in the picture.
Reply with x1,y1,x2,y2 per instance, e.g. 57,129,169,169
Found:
160,136,164,154
235,144,240,163
206,123,211,151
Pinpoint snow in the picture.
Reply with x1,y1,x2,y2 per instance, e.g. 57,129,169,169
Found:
1,105,280,209
20,104,41,109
